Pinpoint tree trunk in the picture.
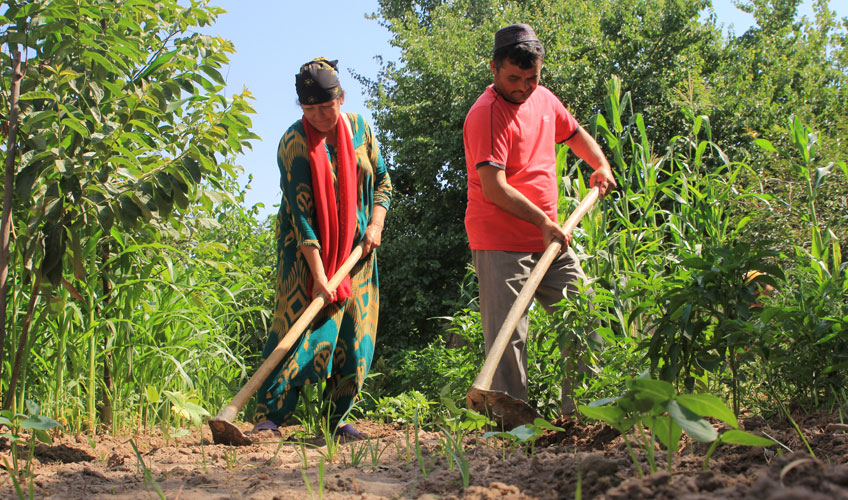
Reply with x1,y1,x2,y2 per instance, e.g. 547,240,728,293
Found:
0,51,24,386
3,273,42,410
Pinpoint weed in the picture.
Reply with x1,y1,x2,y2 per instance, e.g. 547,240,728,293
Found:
367,438,388,470
301,458,326,500
0,401,64,500
482,418,564,456
294,441,310,470
224,447,239,470
413,409,431,477
440,425,470,488
775,398,816,458
129,439,165,500
575,453,583,500
345,439,369,468
579,376,776,476
267,438,289,466
367,390,434,424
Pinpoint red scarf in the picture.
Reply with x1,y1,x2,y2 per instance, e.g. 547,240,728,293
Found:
303,114,357,303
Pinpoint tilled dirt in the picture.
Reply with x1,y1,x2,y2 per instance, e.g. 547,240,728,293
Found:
1,412,847,499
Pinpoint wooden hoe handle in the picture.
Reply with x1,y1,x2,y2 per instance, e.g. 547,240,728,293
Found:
470,187,600,392
213,242,365,423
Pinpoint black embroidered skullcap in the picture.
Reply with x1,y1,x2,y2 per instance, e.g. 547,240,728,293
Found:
493,23,539,53
295,57,342,105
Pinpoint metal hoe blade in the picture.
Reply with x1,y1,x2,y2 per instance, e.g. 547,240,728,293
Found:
209,417,252,446
467,387,542,430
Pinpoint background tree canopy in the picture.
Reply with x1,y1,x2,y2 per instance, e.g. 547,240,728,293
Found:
360,0,847,350
0,0,260,420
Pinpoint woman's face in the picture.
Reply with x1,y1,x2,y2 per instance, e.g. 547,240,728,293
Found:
302,95,344,133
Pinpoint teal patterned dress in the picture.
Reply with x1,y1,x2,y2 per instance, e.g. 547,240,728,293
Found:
254,112,392,426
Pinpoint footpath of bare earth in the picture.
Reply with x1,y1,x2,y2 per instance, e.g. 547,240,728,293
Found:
1,413,847,500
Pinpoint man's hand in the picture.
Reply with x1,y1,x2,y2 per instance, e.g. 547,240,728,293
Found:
564,128,618,197
541,218,572,249
589,165,617,197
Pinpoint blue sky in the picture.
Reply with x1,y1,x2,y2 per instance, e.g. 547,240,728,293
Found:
206,0,845,220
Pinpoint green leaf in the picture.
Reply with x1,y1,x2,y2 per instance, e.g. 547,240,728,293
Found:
646,415,682,451
667,400,717,443
180,402,210,427
719,430,776,447
136,50,178,80
171,428,191,438
21,415,62,432
530,418,564,433
587,396,620,407
129,119,163,140
61,117,91,138
26,400,41,416
754,138,778,153
676,393,738,428
813,163,833,190
200,64,226,85
629,378,675,403
19,90,57,101
578,404,625,427
82,50,123,75
146,385,160,404
488,425,536,443
165,96,195,113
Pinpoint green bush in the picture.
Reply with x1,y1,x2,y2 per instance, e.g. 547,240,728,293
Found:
365,390,434,424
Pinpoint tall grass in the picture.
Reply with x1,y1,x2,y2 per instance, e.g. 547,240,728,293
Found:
2,199,273,433
545,77,847,414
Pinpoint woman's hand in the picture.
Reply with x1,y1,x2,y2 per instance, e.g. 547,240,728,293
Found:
363,205,388,256
300,245,336,302
312,271,337,302
363,222,383,254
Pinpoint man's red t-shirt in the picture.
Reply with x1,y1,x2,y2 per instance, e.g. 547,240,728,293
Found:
463,85,580,252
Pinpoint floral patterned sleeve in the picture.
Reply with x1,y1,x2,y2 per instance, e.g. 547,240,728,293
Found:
278,124,320,249
364,117,392,210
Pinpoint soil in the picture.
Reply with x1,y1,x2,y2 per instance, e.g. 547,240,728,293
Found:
2,412,847,499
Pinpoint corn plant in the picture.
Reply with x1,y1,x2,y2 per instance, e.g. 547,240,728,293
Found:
301,459,326,500
316,417,342,464
753,118,848,411
550,75,780,415
440,426,471,488
224,447,240,470
294,380,336,438
412,409,431,477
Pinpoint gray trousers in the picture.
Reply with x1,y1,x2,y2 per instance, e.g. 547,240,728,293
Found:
472,247,599,415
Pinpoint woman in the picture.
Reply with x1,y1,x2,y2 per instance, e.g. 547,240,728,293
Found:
252,57,392,439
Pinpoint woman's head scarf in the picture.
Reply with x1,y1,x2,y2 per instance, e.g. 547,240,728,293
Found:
296,57,343,104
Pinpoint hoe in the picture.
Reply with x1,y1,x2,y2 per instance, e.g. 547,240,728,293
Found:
466,186,600,430
209,242,365,445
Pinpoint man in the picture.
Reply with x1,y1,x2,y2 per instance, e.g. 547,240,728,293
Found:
463,23,617,416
